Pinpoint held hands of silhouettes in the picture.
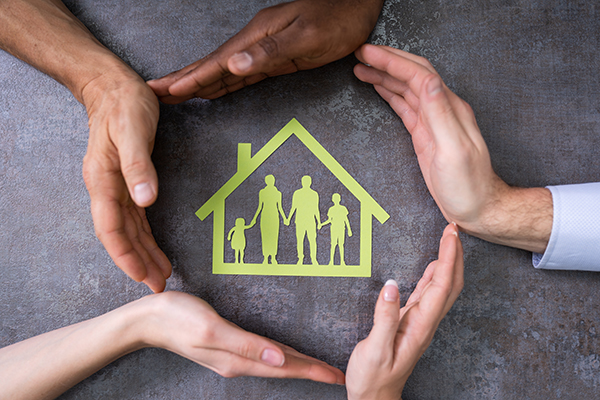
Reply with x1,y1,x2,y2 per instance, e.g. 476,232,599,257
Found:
353,44,511,238
81,70,171,293
138,291,345,383
345,224,464,400
147,0,383,103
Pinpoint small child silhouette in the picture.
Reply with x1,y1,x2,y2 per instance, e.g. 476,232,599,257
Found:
227,217,254,264
319,193,352,266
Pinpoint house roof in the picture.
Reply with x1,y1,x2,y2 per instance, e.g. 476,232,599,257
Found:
196,118,389,224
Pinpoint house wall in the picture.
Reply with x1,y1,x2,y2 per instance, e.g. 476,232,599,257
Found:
1,1,599,399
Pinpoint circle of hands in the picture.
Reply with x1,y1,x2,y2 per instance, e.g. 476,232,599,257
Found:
79,13,474,400
7,0,492,397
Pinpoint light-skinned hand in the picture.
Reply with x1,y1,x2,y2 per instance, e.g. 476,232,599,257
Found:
353,44,552,253
0,290,344,399
82,71,172,293
345,223,464,400
139,291,345,383
147,0,384,103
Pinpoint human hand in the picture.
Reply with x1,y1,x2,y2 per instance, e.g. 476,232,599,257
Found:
147,0,383,103
345,224,464,400
354,45,552,252
82,70,171,293
139,291,345,384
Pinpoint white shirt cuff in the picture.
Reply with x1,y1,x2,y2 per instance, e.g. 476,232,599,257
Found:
533,182,600,271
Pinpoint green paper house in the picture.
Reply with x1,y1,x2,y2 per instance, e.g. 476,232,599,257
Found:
196,118,389,277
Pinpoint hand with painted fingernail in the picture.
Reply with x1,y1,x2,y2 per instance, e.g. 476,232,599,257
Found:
147,0,384,103
346,224,464,400
353,44,552,253
82,71,171,293
141,292,345,384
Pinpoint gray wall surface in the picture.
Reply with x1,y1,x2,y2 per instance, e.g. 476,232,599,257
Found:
1,1,599,399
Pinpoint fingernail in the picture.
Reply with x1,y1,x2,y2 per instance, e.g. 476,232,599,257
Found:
261,348,284,367
427,77,442,95
383,279,399,302
230,52,253,73
133,182,155,204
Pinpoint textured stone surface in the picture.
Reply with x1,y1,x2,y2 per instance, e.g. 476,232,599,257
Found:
1,1,599,399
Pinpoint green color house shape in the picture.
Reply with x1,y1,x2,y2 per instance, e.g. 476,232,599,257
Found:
196,118,390,277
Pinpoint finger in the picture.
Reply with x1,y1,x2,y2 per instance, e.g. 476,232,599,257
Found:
226,20,316,77
89,195,147,283
204,321,287,368
354,63,413,103
123,206,168,292
419,224,462,319
418,75,473,152
439,224,464,314
135,206,172,279
373,45,437,73
364,279,401,367
354,44,438,102
109,105,159,208
193,347,344,384
373,85,419,131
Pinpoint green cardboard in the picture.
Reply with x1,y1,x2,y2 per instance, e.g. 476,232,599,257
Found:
196,118,389,277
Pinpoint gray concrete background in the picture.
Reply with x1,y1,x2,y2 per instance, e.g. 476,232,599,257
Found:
1,0,599,399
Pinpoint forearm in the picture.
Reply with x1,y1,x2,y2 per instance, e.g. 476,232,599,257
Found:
0,299,146,400
0,0,139,102
462,185,553,254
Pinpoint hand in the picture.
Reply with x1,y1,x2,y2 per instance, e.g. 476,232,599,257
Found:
0,290,343,399
345,224,464,400
139,291,345,383
82,71,171,293
147,0,383,103
353,45,552,253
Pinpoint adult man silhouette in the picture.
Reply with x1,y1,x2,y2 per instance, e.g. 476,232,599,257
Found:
285,175,320,265
319,193,352,266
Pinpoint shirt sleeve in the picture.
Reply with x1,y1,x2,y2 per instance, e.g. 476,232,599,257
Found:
533,182,600,271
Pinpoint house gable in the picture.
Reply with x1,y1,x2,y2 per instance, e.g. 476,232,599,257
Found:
197,118,389,277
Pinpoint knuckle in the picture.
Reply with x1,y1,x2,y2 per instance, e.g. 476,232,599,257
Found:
421,58,435,70
196,323,216,344
235,341,255,360
257,36,281,58
121,158,150,179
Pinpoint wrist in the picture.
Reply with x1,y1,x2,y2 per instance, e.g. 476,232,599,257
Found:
102,296,154,355
79,62,146,108
460,185,553,253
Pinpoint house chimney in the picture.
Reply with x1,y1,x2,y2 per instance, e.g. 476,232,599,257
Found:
237,143,251,172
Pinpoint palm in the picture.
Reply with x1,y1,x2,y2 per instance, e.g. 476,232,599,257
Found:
82,79,171,292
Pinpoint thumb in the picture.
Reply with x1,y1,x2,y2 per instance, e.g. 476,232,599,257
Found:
116,121,159,208
211,321,286,368
367,280,401,352
420,75,467,150
227,25,314,76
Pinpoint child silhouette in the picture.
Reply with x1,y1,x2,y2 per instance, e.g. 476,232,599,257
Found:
227,217,254,264
319,193,352,266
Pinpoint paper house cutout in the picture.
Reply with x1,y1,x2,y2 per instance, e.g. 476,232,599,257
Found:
196,118,389,277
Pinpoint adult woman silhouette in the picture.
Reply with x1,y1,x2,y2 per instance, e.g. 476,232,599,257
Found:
251,175,286,264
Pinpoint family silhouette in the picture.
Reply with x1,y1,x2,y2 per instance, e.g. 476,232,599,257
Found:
227,175,353,266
